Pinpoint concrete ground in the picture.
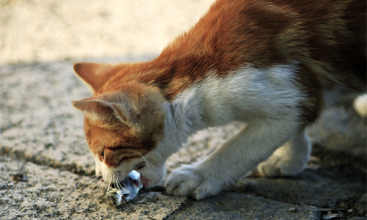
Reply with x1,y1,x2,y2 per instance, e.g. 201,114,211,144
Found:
1,0,366,219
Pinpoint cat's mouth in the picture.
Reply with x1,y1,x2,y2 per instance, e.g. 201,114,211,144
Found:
140,175,149,186
108,170,149,188
110,170,143,189
106,170,143,204
110,179,142,189
106,161,150,188
133,161,149,186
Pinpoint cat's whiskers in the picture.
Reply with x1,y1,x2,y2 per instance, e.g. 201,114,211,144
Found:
90,175,105,199
137,152,163,178
137,152,160,178
89,176,104,204
96,177,104,194
77,175,102,190
106,174,116,208
115,177,129,208
108,173,130,208
81,174,104,204
146,160,162,178
106,175,112,200
146,160,163,177
83,176,105,206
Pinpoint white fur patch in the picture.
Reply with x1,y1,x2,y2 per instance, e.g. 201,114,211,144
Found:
169,64,305,129
92,153,102,177
163,64,307,199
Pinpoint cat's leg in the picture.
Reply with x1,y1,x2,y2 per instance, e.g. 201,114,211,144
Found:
165,119,302,200
256,128,311,177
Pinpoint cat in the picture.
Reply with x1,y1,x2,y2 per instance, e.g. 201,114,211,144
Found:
71,0,366,200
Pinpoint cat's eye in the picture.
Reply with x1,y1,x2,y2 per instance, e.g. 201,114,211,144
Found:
100,151,104,158
135,162,146,170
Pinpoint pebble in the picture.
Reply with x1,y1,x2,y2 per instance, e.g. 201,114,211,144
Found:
287,207,297,213
323,212,344,219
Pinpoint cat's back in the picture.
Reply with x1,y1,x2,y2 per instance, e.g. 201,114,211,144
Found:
109,0,365,100
191,0,366,88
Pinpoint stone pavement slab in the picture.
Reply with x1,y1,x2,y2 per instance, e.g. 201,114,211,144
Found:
236,170,364,208
354,193,367,215
1,58,366,220
0,156,186,220
173,193,320,220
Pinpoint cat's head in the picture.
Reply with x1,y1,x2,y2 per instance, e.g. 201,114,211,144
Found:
71,62,171,187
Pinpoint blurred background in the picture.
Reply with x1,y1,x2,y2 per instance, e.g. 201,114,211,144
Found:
0,0,214,64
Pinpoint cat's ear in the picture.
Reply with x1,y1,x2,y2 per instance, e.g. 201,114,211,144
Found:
71,94,134,125
73,62,117,94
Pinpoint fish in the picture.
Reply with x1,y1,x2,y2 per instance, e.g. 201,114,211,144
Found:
106,170,143,205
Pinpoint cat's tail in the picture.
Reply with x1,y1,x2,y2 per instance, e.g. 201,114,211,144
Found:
354,94,367,117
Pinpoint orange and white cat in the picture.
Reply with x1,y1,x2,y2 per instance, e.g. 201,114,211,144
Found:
72,0,366,200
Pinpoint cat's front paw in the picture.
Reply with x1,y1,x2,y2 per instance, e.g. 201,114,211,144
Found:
165,165,222,200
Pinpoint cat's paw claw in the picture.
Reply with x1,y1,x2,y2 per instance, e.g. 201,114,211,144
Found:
165,165,201,196
165,165,221,200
